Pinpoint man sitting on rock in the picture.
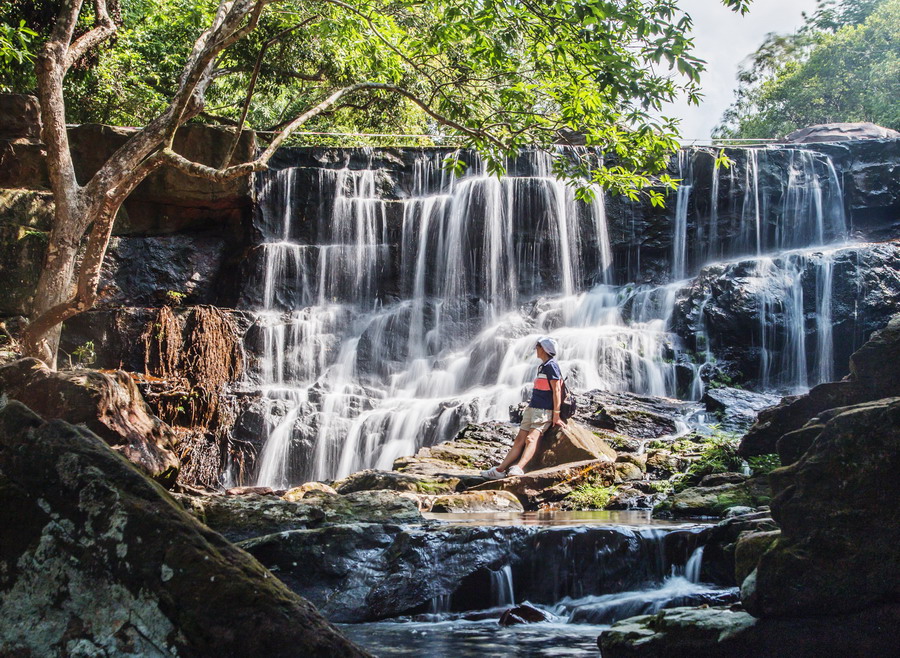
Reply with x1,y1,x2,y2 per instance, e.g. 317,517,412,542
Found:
482,336,566,479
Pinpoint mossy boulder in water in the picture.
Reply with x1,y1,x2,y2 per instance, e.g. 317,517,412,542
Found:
0,400,367,657
662,477,770,518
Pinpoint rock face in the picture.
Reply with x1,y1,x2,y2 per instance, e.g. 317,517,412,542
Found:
740,313,900,458
0,93,41,140
701,387,782,433
672,242,900,391
0,358,179,485
785,122,900,143
743,397,900,618
0,400,366,657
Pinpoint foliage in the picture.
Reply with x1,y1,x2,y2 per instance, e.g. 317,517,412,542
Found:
747,453,781,476
715,0,899,138
2,0,751,200
165,290,187,306
672,428,744,492
564,483,617,510
71,340,97,367
0,20,37,85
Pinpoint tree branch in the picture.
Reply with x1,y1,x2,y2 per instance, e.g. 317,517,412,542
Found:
66,0,118,69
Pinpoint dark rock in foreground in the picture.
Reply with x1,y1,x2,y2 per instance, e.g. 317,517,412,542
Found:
744,396,900,618
599,603,900,657
0,357,180,485
0,401,366,657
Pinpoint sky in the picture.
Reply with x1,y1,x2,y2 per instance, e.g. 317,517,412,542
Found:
663,0,821,141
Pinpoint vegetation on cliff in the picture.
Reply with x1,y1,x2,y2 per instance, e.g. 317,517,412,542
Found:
715,0,900,138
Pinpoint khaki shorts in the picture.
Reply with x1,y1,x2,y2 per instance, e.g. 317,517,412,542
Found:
520,407,553,433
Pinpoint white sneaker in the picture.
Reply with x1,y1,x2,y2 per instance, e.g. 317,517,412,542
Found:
507,466,525,477
481,466,506,480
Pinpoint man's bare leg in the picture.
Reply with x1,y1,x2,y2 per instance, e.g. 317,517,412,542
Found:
497,429,529,471
514,429,543,471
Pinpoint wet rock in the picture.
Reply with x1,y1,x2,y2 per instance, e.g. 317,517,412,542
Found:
701,387,781,433
429,490,524,513
333,469,461,495
665,477,770,518
672,243,900,391
744,397,900,618
695,510,779,586
606,484,666,511
468,460,616,509
598,603,900,658
0,358,179,485
0,400,366,657
240,523,532,622
532,422,617,470
740,313,900,458
284,482,338,501
178,490,422,542
785,122,900,143
499,602,554,626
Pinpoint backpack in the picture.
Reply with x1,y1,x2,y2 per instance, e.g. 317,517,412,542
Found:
560,377,577,421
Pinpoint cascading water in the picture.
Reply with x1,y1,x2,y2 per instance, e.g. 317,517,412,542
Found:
247,145,849,487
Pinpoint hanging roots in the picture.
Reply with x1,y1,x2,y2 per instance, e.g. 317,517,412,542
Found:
139,305,246,489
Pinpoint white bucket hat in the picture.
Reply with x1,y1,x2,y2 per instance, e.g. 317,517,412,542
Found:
536,335,558,357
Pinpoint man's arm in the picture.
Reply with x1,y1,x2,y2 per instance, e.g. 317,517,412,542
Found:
550,378,565,427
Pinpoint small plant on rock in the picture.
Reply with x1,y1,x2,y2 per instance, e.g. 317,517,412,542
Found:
673,428,744,492
71,341,96,368
564,484,617,510
165,290,187,306
748,453,781,476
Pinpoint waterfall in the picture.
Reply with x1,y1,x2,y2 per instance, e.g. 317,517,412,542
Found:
246,145,849,487
489,565,515,608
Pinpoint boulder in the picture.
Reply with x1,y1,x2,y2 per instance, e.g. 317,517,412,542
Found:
468,460,616,509
499,602,555,626
333,469,461,495
740,313,900,458
178,489,422,542
785,122,900,143
531,422,617,470
645,449,689,478
0,358,179,485
574,389,691,439
743,397,900,618
598,603,900,658
0,400,366,657
606,484,666,511
429,490,524,513
0,93,42,140
283,482,338,501
665,477,770,518
733,530,780,585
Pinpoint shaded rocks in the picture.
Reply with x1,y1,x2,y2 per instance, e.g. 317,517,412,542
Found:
744,396,900,618
532,422,617,470
0,358,179,485
598,603,900,658
0,400,366,657
239,523,532,622
0,93,41,140
740,312,900,458
662,477,770,518
178,489,422,542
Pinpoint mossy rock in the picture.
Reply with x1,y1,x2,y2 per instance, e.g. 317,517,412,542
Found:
669,476,771,517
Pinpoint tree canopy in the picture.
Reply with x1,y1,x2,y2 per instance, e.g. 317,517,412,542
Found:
715,0,899,139
3,0,750,198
